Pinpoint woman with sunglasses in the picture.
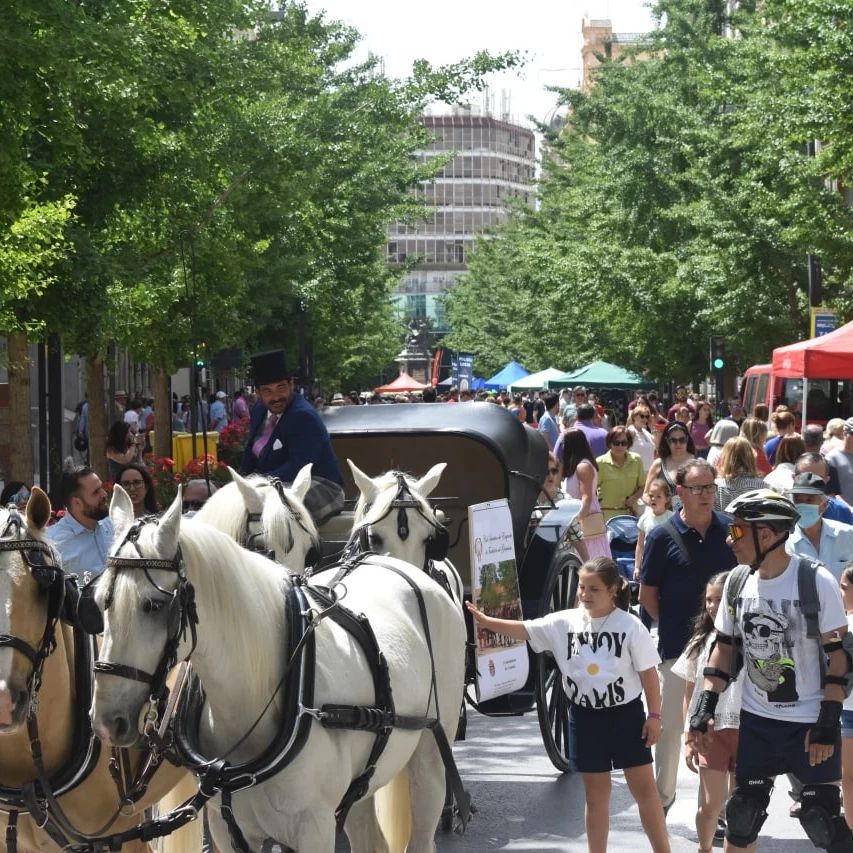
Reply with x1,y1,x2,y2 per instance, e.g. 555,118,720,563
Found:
597,426,646,520
117,462,159,518
643,422,696,512
628,406,657,471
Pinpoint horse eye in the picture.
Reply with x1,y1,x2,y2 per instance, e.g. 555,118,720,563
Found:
369,533,384,547
142,598,165,614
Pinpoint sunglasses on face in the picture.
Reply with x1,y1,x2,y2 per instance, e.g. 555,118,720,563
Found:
611,440,629,447
683,484,715,495
668,435,688,444
729,524,746,541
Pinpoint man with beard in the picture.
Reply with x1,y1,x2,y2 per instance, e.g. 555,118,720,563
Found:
47,465,113,582
240,350,344,524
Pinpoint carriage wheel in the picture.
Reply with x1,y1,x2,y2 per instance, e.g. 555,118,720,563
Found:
535,549,581,773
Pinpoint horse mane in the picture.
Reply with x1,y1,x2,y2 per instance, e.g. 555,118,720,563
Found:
354,471,436,531
194,482,250,542
104,519,288,711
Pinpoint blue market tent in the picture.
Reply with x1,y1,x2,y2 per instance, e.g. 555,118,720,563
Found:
483,361,529,390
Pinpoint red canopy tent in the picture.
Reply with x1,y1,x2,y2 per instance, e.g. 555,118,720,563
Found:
374,372,431,393
772,320,853,379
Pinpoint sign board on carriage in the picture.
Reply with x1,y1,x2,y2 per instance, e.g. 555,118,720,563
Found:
468,499,529,702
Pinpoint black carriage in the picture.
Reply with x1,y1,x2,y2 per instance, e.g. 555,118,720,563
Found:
317,401,583,772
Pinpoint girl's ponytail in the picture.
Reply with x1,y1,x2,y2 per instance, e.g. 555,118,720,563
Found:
615,576,632,612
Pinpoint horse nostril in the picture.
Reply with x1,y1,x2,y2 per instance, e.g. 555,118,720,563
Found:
113,715,129,740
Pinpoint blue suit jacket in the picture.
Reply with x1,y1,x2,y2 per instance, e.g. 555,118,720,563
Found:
239,394,343,485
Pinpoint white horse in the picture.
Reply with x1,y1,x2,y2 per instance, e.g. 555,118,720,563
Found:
91,487,466,852
194,464,319,573
349,460,465,605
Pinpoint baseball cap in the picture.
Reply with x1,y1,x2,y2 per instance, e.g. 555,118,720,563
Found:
844,417,853,435
787,472,829,496
215,390,227,399
572,385,587,395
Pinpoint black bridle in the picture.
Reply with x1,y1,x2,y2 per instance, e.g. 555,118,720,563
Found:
356,473,449,565
0,507,65,708
244,477,320,568
93,518,198,736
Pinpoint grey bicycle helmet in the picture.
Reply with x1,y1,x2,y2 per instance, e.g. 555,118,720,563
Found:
725,489,800,530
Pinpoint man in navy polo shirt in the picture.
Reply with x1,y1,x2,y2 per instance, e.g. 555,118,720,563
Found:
639,458,737,814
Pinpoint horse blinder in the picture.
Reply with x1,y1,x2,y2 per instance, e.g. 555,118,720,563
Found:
425,525,450,563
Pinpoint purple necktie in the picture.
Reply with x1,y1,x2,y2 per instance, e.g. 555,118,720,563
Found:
252,413,280,459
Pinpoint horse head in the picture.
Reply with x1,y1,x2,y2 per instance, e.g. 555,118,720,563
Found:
349,460,448,570
195,465,319,572
92,486,187,747
0,488,60,731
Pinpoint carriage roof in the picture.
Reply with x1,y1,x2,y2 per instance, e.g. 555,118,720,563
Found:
321,402,549,562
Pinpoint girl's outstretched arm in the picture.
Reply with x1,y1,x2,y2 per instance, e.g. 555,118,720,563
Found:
466,601,530,642
639,666,663,746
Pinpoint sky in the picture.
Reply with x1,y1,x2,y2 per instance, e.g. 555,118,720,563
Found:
301,1,657,128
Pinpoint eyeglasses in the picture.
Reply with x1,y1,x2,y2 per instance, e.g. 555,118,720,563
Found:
683,484,715,495
667,435,688,444
611,440,629,447
728,524,746,541
121,479,145,489
182,501,205,512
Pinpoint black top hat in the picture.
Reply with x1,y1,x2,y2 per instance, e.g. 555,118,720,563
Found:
251,350,289,386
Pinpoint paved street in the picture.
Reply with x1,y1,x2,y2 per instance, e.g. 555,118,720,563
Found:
434,709,817,851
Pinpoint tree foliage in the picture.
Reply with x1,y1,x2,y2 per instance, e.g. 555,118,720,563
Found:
444,0,853,382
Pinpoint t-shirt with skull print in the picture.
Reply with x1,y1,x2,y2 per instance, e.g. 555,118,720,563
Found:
525,607,660,710
715,556,846,723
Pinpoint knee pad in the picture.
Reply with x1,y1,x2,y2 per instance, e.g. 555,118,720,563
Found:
726,778,773,847
798,784,853,852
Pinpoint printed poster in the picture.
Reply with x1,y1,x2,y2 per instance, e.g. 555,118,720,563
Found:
468,499,529,702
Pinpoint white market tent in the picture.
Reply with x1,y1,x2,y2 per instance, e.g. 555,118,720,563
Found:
508,367,566,392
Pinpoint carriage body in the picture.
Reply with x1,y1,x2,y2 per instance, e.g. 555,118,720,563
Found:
319,402,583,770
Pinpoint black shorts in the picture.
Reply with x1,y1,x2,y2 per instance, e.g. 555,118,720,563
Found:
569,696,653,773
736,710,842,784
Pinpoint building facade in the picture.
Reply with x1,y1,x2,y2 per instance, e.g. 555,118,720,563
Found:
581,17,649,92
387,108,536,333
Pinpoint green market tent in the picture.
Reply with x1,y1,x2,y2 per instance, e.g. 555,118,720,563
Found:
545,360,654,390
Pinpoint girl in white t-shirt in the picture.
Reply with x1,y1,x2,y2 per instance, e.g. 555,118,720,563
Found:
466,557,670,853
839,565,853,829
634,478,675,579
672,571,740,853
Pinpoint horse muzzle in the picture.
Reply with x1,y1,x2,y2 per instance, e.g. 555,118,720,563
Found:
0,681,29,731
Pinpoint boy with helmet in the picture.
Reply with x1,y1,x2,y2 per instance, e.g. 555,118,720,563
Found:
688,489,852,852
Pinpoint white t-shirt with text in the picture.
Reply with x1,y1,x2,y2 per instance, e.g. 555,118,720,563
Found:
715,557,846,723
525,607,660,709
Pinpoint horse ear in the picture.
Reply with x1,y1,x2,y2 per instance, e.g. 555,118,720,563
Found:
230,468,264,517
291,463,313,502
348,459,378,505
26,487,52,532
155,486,182,549
109,485,136,543
415,462,446,498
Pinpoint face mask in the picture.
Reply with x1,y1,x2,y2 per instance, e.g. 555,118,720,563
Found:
796,504,822,529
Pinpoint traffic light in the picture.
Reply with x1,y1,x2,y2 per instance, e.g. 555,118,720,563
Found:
710,336,726,372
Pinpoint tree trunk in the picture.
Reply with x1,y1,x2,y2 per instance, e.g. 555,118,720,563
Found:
7,332,33,483
153,368,172,460
86,354,107,481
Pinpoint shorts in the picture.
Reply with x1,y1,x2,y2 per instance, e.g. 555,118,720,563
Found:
698,727,738,773
569,696,653,773
841,710,853,739
736,711,841,785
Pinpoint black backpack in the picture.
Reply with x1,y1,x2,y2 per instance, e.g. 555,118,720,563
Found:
724,559,853,696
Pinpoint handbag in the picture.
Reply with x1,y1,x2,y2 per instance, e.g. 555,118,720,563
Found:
580,511,606,538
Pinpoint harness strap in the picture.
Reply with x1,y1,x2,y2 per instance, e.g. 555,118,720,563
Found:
5,810,17,853
0,635,38,665
220,790,251,853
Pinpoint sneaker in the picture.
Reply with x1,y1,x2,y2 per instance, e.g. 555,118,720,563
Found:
714,818,726,841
